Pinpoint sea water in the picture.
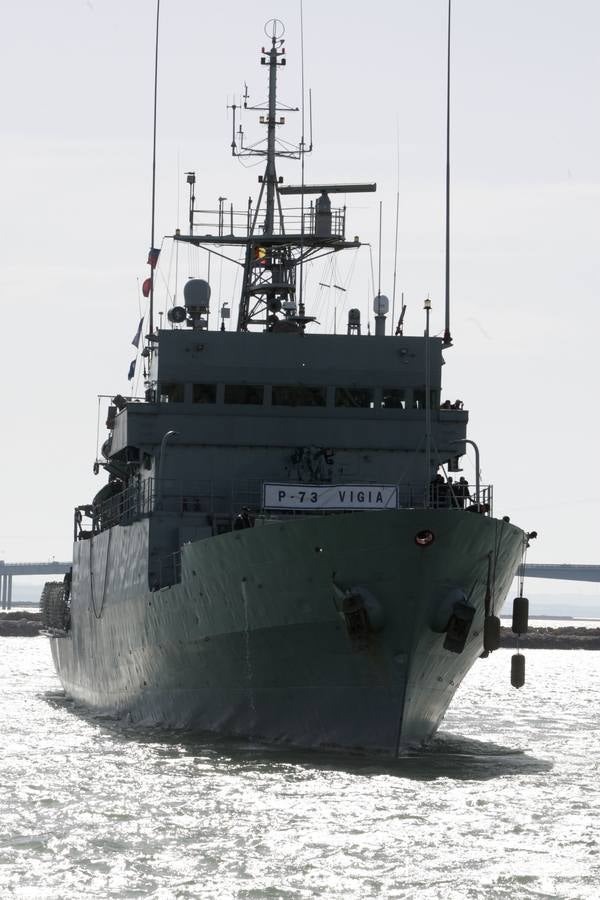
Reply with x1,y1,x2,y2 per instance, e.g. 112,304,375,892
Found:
0,638,599,899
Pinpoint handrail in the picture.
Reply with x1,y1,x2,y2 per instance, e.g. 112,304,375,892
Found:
74,477,494,541
152,550,182,591
189,205,345,239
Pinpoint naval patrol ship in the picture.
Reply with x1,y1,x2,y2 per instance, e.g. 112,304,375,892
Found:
45,21,527,755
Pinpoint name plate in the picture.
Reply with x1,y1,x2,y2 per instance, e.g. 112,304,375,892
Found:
263,483,398,511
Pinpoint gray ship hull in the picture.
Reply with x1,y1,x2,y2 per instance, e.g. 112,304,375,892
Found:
51,509,524,754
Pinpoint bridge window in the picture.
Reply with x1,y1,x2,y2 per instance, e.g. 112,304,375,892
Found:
224,385,264,405
413,390,439,410
160,383,184,403
381,388,407,409
272,385,326,407
335,387,374,408
192,384,217,404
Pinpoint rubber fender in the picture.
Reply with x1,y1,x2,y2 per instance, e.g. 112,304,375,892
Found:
333,584,384,633
340,595,370,640
431,587,467,634
443,601,476,654
511,653,526,689
512,596,529,634
483,614,501,652
348,586,385,632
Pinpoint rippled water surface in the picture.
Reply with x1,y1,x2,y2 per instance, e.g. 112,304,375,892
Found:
1,638,599,898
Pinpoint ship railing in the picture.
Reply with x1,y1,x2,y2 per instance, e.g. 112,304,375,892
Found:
153,478,493,518
259,482,494,520
428,482,493,513
189,205,346,240
74,478,493,541
153,478,263,518
269,207,346,239
74,478,157,540
152,550,182,591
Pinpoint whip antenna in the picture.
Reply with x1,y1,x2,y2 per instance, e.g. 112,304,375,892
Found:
298,0,306,317
443,0,452,346
149,0,161,338
391,119,400,329
377,200,383,298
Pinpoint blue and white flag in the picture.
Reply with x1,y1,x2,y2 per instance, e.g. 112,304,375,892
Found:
127,359,136,381
131,317,144,348
147,247,161,269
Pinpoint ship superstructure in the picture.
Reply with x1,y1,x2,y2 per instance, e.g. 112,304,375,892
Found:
46,21,527,755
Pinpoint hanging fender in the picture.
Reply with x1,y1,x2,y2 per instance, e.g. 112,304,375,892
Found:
332,582,385,635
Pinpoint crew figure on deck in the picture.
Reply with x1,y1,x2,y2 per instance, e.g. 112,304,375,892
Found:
233,507,254,530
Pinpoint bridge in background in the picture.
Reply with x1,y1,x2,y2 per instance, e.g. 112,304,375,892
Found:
0,560,598,612
0,561,71,610
520,564,600,583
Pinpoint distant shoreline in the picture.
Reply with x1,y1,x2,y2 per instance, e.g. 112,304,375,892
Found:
501,615,600,622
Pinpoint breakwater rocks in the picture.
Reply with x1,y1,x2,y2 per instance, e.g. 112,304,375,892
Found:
0,611,43,636
500,626,600,650
1,612,599,647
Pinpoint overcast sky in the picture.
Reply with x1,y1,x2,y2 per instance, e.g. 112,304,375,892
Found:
0,1,599,603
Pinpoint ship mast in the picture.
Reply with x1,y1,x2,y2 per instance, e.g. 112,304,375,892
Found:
232,20,303,331
263,24,279,237
173,20,374,334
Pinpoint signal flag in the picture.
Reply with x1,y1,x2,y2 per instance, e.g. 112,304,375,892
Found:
131,318,144,348
147,247,161,268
